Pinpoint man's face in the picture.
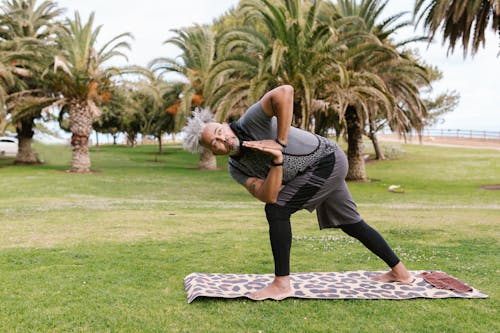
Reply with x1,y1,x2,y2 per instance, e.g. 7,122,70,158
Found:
201,122,240,155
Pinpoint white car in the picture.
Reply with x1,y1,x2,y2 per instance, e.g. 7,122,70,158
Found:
0,136,18,156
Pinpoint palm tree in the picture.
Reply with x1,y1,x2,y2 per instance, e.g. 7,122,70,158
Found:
319,0,430,179
151,24,218,170
0,41,25,125
207,27,272,121
320,56,395,180
215,0,335,130
331,0,430,159
414,0,500,55
0,43,21,135
0,0,63,164
50,11,131,173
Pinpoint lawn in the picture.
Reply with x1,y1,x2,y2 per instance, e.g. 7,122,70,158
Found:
0,141,498,332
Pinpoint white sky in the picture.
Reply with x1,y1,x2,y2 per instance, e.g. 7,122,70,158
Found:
56,0,499,131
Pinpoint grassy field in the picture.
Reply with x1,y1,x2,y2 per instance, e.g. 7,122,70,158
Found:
0,141,498,332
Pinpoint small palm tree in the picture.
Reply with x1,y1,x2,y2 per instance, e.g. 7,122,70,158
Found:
151,24,218,170
414,0,500,55
51,11,132,173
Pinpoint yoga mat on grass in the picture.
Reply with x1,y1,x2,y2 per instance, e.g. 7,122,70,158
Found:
184,270,488,303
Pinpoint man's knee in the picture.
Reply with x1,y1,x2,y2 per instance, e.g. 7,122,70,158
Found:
265,204,293,223
340,219,369,237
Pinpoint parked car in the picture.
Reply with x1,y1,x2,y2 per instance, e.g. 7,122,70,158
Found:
0,136,18,156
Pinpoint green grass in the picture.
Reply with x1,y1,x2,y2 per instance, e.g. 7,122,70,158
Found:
0,142,498,332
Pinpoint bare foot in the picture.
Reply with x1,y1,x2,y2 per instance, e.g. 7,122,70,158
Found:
372,271,414,284
248,276,294,301
371,262,414,284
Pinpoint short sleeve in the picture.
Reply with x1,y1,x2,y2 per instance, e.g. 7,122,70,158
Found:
238,102,273,139
228,161,249,186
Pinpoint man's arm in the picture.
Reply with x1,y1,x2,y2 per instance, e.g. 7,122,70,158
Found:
260,85,294,145
242,145,284,203
244,166,282,203
241,85,293,203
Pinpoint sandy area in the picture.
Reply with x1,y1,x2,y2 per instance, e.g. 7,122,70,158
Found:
378,133,500,150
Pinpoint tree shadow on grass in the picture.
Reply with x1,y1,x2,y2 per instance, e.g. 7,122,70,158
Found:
478,184,500,190
55,169,103,174
0,157,14,168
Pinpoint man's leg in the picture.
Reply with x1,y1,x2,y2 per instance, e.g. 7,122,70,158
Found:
266,203,294,276
248,203,296,300
340,220,413,283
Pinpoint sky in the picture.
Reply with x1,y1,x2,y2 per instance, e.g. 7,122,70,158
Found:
56,0,499,132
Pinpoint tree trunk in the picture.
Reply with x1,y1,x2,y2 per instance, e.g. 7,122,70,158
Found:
293,101,302,129
369,120,385,160
345,105,367,181
15,117,40,165
69,100,96,173
370,133,385,160
199,148,217,170
0,109,7,135
126,132,136,147
158,131,163,154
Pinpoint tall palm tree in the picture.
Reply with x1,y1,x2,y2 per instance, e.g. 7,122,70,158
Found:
0,40,26,120
216,0,335,130
0,0,63,164
0,42,22,135
414,0,500,55
151,24,218,170
207,22,272,120
319,0,430,179
320,54,395,180
51,11,131,173
332,1,430,158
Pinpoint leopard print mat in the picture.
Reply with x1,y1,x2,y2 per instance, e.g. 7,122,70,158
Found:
184,271,488,303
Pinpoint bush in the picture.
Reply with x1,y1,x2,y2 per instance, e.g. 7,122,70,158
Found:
383,144,406,159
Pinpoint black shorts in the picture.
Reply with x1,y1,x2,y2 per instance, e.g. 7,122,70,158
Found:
277,147,361,229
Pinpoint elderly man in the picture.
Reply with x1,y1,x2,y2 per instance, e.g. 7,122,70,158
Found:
182,85,413,301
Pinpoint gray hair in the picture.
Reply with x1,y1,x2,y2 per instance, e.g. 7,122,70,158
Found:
182,107,215,153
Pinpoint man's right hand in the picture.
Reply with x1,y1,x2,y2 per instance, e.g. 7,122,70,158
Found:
242,140,283,162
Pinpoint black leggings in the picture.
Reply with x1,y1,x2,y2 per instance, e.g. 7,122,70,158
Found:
265,204,400,276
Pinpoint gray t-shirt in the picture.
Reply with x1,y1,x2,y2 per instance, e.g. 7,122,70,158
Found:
228,102,336,186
